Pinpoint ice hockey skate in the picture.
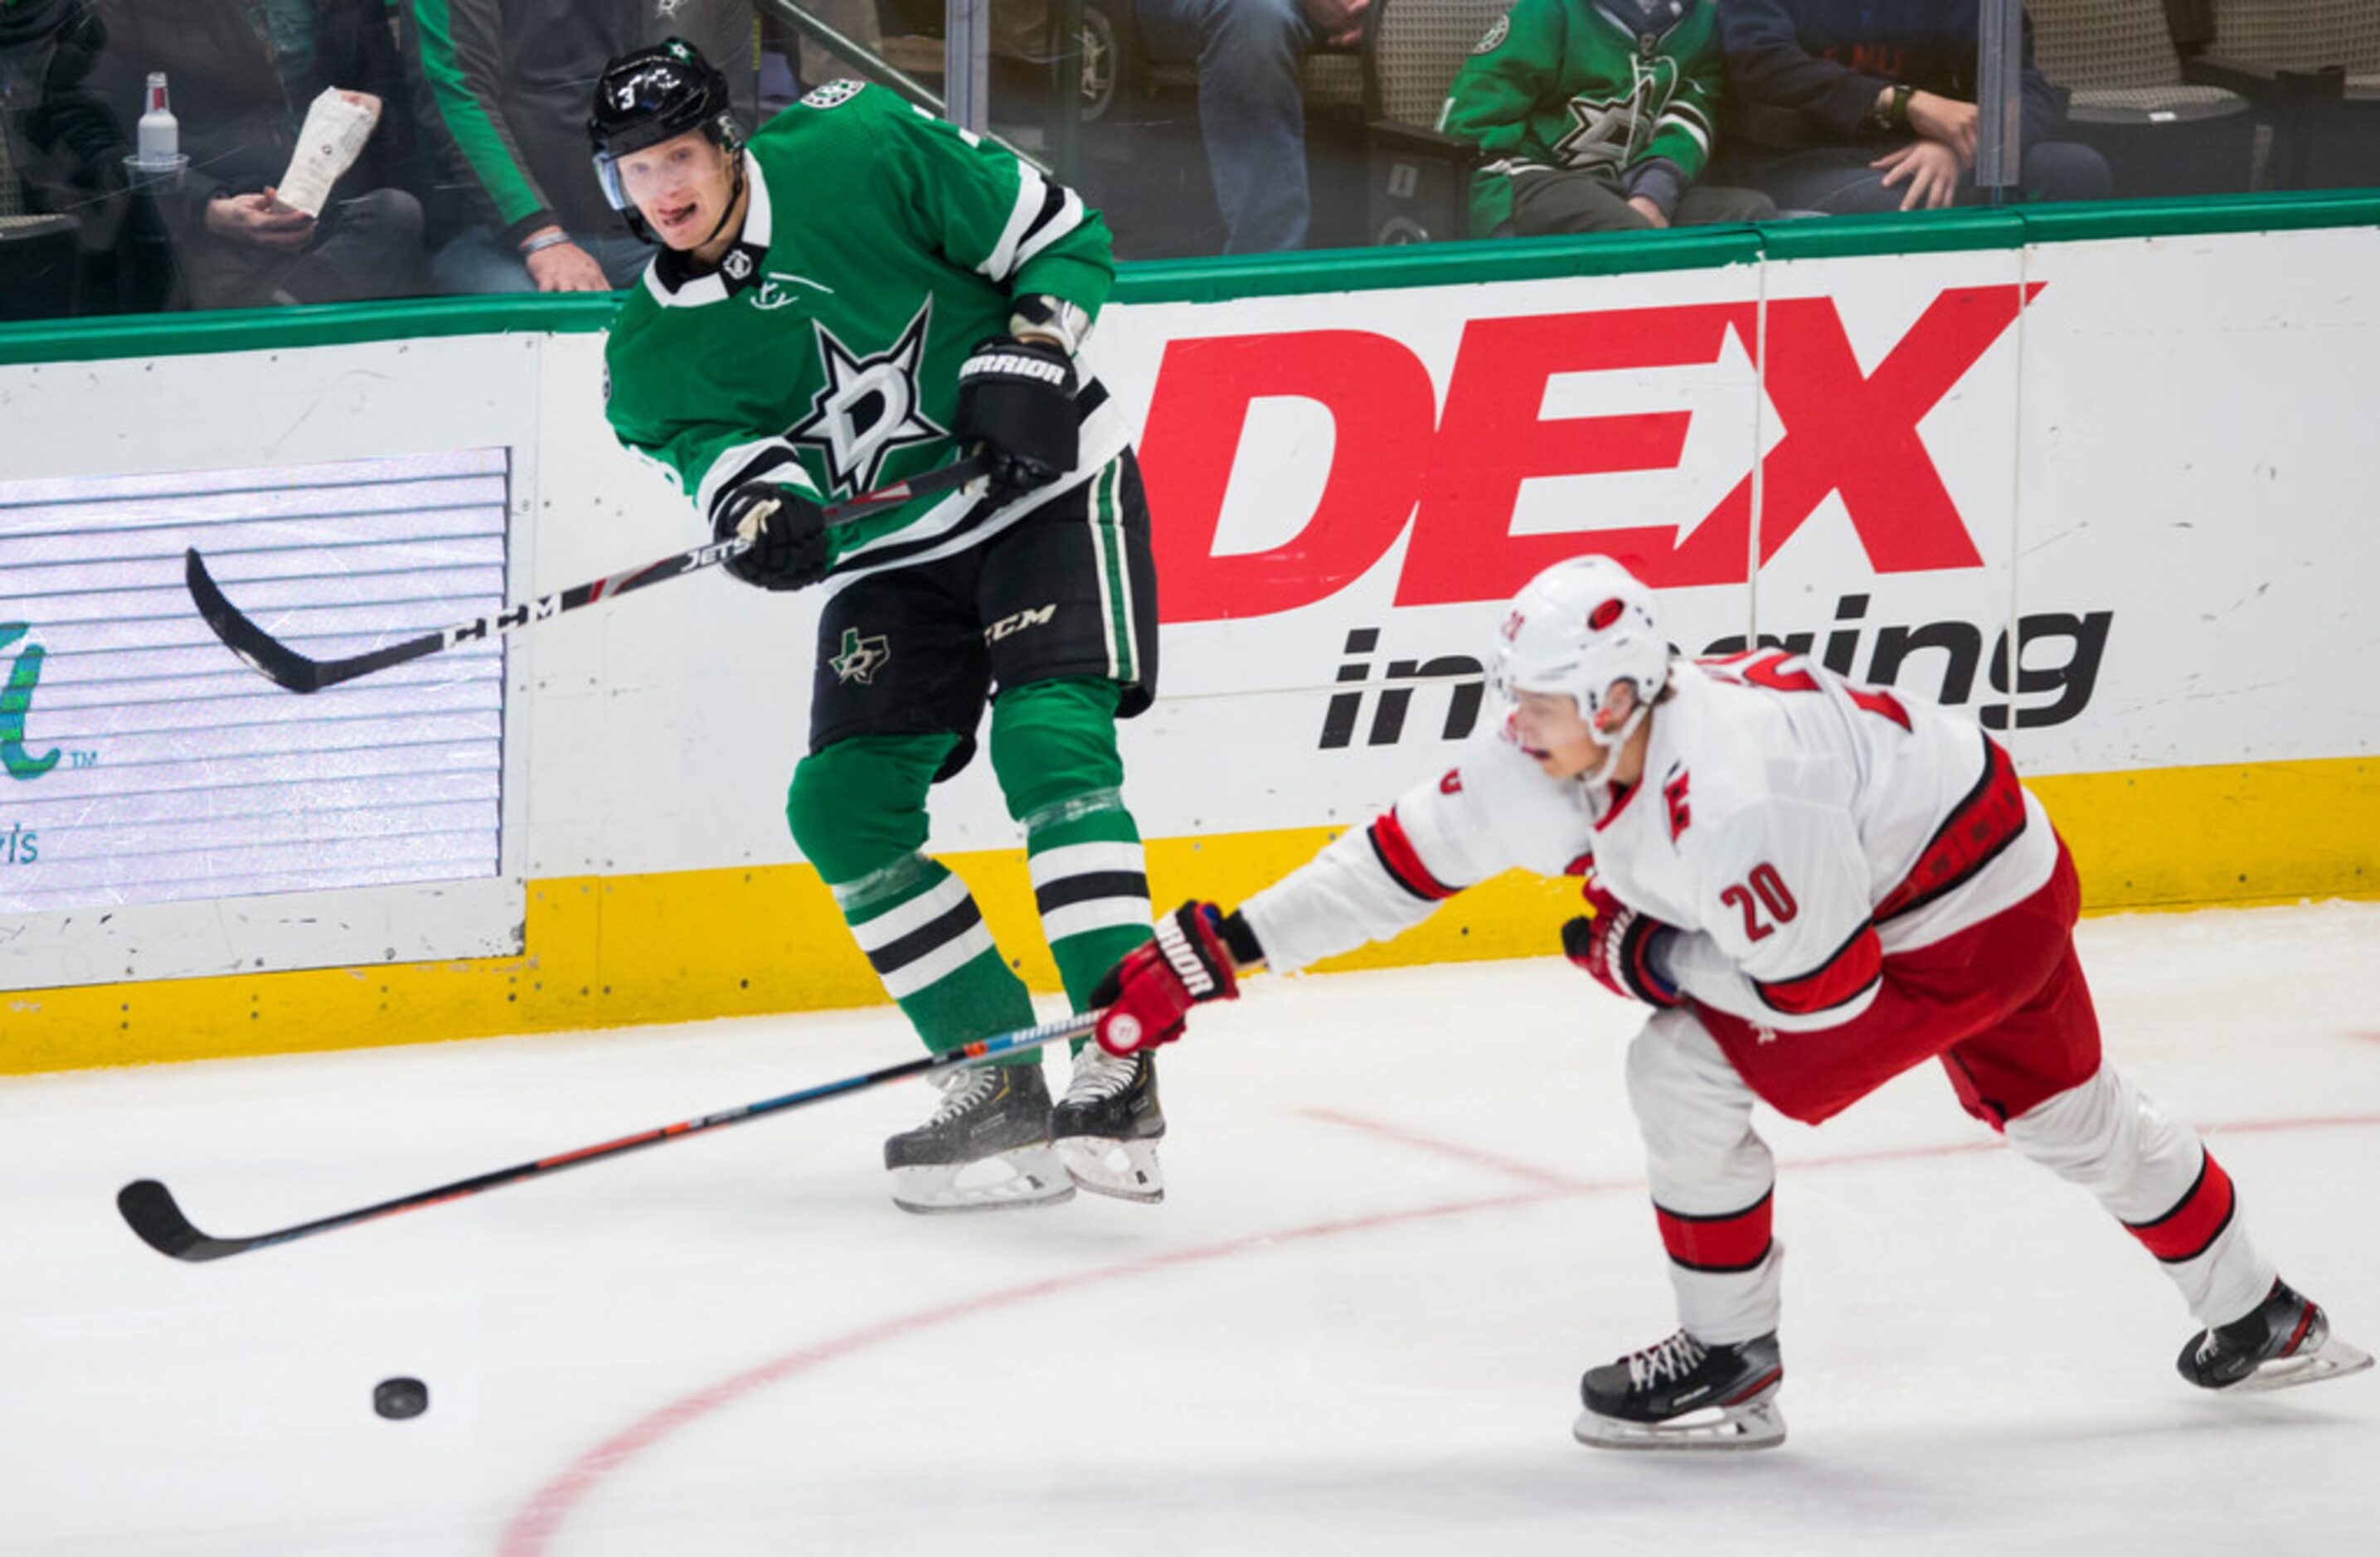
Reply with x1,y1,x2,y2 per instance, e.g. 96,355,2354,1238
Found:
884,1062,1073,1214
2178,1278,2373,1394
1049,1045,1165,1203
1573,1330,1785,1451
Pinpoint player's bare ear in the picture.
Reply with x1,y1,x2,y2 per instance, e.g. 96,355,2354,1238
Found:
1595,680,1639,733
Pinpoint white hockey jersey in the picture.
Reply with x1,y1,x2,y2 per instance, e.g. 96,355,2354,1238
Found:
1240,648,2058,1032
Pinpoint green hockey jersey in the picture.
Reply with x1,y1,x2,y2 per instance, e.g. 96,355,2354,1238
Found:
1440,0,1726,238
603,80,1126,578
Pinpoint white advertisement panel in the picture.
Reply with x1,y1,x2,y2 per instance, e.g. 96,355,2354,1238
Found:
3,221,2374,1003
0,337,539,989
519,227,2380,880
1090,265,1772,837
2012,227,2380,773
0,449,508,913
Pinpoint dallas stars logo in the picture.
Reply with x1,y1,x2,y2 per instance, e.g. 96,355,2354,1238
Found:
829,627,890,686
1552,95,1637,172
1552,58,1682,172
788,301,945,495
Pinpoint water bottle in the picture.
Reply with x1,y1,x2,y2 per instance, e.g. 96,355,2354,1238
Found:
136,73,178,165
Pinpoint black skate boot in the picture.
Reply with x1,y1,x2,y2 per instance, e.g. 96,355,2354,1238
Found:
2178,1278,2373,1394
1574,1330,1785,1451
1049,1046,1165,1203
884,1062,1072,1214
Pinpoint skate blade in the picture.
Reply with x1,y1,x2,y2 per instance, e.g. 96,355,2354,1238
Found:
2224,1333,2375,1395
1572,1390,1786,1452
891,1145,1076,1215
1054,1135,1164,1204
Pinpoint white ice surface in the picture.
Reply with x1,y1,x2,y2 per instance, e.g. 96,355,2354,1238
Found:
5,902,2378,1556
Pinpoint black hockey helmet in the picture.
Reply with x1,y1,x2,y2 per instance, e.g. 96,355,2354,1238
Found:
588,37,742,213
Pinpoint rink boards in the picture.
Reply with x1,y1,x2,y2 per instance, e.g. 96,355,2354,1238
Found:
2,205,2375,1071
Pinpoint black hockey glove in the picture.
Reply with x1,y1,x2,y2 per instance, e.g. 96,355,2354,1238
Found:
713,480,828,592
953,336,1078,503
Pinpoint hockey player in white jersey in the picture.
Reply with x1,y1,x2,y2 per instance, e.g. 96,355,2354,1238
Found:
1089,553,2369,1450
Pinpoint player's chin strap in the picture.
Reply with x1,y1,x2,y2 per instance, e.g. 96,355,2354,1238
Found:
1582,698,1651,790
692,153,748,255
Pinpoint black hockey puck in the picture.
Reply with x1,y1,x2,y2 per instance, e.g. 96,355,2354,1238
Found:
372,1376,428,1420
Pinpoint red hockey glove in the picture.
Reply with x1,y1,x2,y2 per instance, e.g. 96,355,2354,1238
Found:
1562,876,1682,1008
1092,902,1240,1055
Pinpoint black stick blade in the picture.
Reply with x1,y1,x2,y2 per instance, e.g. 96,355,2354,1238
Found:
118,1179,243,1262
184,549,328,693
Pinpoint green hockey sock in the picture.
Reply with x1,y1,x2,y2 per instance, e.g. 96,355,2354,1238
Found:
991,679,1155,1016
789,734,1034,1062
1023,788,1154,1012
834,853,1037,1062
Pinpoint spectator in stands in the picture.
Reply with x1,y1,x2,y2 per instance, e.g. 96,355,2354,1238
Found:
1443,0,1775,236
401,1,749,293
1711,0,2110,212
1136,0,1363,252
1,0,129,310
94,0,424,307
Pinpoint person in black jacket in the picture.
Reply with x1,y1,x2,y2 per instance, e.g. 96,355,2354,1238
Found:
93,0,425,307
401,0,751,293
1,0,129,313
1711,0,2110,213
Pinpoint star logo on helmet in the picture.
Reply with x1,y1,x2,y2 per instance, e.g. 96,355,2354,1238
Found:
788,301,946,496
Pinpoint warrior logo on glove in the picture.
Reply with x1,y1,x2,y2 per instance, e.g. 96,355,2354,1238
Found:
954,336,1080,503
1092,902,1240,1055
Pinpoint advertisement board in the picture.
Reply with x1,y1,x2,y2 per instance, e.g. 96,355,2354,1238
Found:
518,231,2380,879
1,216,2373,1067
0,449,508,905
0,449,521,989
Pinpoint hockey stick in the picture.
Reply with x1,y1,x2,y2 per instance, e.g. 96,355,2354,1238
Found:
117,1007,1098,1263
185,455,988,694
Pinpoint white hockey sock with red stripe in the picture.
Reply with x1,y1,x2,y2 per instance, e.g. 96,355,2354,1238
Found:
2005,1063,2276,1328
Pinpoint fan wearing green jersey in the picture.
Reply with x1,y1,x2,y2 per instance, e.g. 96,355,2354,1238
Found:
590,40,1166,1214
1440,0,1774,237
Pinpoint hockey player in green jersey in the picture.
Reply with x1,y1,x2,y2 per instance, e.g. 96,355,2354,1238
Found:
591,39,1165,1213
1440,0,1773,236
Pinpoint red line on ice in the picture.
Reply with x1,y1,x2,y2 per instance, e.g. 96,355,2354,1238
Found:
499,1109,2380,1555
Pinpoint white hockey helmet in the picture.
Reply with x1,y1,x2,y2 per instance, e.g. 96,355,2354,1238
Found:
1490,555,1670,769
